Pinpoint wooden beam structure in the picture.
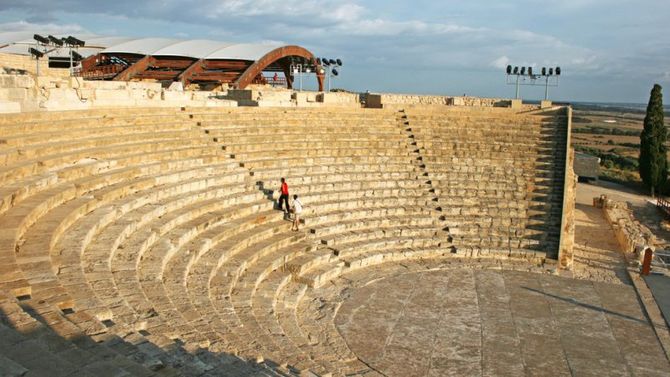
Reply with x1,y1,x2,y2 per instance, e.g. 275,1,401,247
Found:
177,59,205,86
114,56,156,81
78,43,325,91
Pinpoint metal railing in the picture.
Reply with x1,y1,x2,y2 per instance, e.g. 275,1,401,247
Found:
656,197,670,218
265,76,287,87
652,250,670,270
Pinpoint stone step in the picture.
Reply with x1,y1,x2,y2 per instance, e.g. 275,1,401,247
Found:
0,121,195,146
248,162,422,182
230,147,413,160
0,130,205,167
0,140,221,186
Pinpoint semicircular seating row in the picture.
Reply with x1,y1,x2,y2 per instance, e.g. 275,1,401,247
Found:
0,105,567,376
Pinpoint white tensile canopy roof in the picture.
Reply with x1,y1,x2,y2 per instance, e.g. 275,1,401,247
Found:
102,38,280,61
0,33,281,61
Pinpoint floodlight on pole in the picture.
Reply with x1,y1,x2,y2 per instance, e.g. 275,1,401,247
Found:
33,34,49,45
29,47,44,76
505,64,562,100
319,57,343,92
48,35,63,46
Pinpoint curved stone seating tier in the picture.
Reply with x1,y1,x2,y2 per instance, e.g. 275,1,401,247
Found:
0,105,569,375
405,108,566,258
0,139,216,187
0,291,181,377
0,123,197,154
0,112,192,135
0,159,224,296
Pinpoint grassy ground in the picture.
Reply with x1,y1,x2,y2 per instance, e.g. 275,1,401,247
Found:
570,105,670,191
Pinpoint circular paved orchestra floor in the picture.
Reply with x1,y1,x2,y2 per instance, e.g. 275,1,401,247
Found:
334,269,670,377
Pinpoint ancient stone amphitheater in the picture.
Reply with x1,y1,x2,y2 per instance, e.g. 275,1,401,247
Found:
0,100,579,376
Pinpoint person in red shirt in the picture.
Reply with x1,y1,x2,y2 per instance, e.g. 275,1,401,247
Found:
279,177,290,215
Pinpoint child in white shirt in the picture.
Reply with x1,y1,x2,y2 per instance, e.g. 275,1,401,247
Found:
291,194,303,231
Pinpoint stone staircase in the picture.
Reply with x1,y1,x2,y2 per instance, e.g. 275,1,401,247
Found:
0,105,570,376
403,106,568,259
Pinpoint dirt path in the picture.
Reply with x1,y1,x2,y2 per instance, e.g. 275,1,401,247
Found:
571,202,631,284
577,181,670,248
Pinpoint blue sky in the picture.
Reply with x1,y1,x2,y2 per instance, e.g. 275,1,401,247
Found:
0,0,668,103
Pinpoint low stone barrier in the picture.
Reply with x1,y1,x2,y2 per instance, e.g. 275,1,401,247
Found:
365,92,512,109
559,148,577,269
0,53,69,77
0,73,238,112
597,196,656,263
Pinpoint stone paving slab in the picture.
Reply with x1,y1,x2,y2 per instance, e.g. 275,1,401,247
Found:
335,269,670,377
645,275,670,329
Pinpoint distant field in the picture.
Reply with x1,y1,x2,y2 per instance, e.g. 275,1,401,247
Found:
570,106,670,187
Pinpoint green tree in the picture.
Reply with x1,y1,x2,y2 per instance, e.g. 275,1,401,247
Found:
639,84,666,196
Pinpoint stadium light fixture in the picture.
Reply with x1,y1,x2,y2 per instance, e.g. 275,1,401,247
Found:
29,47,44,76
318,57,343,92
29,47,44,58
48,35,63,46
65,36,85,47
33,34,49,45
505,63,562,100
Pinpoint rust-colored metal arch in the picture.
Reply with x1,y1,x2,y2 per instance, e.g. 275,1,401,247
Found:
234,45,324,91
114,55,156,81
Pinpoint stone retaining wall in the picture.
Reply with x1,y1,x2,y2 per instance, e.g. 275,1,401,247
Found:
559,148,577,269
600,198,656,262
0,73,237,112
365,92,513,109
0,53,70,77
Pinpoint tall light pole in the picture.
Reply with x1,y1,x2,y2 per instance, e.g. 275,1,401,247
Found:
319,58,342,92
505,65,561,100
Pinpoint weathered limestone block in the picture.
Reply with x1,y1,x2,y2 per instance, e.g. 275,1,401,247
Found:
317,92,359,107
162,90,193,102
0,100,20,113
559,148,576,269
127,81,162,91
40,88,90,111
541,100,553,109
93,88,131,101
602,198,656,263
293,91,318,105
82,80,128,90
0,74,35,88
0,87,30,101
365,92,511,108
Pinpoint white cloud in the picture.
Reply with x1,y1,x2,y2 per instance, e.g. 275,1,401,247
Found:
0,20,86,33
491,56,510,69
206,0,364,23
